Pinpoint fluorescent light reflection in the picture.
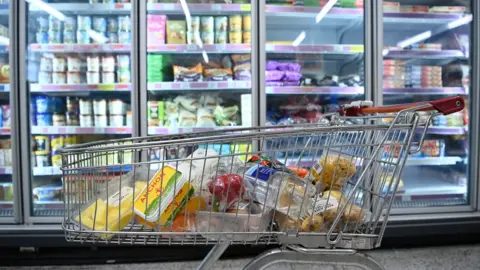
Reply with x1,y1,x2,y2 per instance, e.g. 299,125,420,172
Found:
26,0,66,21
292,31,306,47
316,0,338,23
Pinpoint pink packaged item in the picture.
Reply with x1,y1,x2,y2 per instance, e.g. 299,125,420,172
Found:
147,15,167,45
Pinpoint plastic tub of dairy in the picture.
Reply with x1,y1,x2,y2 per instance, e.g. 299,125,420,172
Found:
67,72,81,84
52,72,66,84
93,16,107,32
87,72,100,84
51,151,62,167
108,99,126,115
76,30,90,44
117,70,131,83
87,56,100,72
94,114,108,127
33,183,63,201
40,56,53,72
52,57,66,72
77,15,92,31
34,151,51,167
108,115,124,126
52,113,66,126
63,30,76,44
102,72,115,84
38,72,52,84
79,99,93,115
107,32,118,43
118,15,131,32
93,99,107,115
102,56,115,72
79,114,94,127
67,57,82,72
107,17,118,32
116,55,130,71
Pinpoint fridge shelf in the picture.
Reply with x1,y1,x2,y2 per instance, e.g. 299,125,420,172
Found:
266,44,363,54
30,83,132,93
148,81,251,91
31,126,132,135
384,87,467,95
385,50,467,59
395,173,466,202
29,44,131,53
266,86,364,95
29,3,131,15
148,126,238,135
147,3,251,14
147,44,251,54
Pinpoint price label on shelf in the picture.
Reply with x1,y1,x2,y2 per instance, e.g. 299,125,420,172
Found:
349,45,365,52
98,84,115,91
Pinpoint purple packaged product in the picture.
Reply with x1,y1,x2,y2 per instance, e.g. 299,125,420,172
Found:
266,61,279,71
265,81,284,87
284,71,302,82
234,70,251,81
282,81,301,86
36,32,49,44
277,62,301,72
265,70,284,81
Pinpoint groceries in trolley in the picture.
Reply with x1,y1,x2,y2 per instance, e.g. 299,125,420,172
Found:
72,147,372,240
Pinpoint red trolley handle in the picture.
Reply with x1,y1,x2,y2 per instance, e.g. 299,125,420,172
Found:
341,96,465,116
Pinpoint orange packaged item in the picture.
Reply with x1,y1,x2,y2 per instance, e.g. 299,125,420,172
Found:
288,166,309,178
203,68,233,81
173,63,203,82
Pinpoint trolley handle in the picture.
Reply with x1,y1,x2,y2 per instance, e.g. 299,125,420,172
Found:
340,96,465,116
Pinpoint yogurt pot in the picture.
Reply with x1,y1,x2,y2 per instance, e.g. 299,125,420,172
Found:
79,114,94,127
93,16,107,32
48,30,62,44
64,16,77,31
102,56,115,72
215,31,227,44
93,99,107,115
188,16,200,32
242,15,251,31
87,72,100,84
200,16,214,32
36,32,49,44
214,16,228,32
38,72,52,84
79,99,93,115
229,31,242,44
51,151,62,167
52,57,66,72
201,31,214,45
118,31,131,44
87,56,100,72
108,99,126,115
187,31,200,45
107,32,118,43
52,72,66,84
229,15,242,31
102,72,115,84
76,30,90,44
67,72,81,84
116,55,130,71
117,70,131,83
94,114,108,127
107,17,119,32
40,56,53,72
67,57,82,72
109,115,124,126
50,135,64,151
37,17,49,32
77,16,92,31
243,31,251,44
52,113,66,126
35,151,51,167
118,15,131,32
63,30,76,44
49,15,62,31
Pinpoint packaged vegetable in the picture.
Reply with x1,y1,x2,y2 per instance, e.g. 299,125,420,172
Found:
174,95,199,112
214,105,240,126
309,153,357,190
173,63,203,82
199,94,222,111
203,68,233,81
178,109,197,127
196,108,217,128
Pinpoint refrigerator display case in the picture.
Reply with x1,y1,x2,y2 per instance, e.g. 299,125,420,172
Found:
21,0,134,218
381,0,472,210
0,0,12,219
142,1,254,139
261,1,365,166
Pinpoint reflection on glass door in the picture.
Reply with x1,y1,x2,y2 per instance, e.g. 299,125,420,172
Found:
25,0,133,216
0,0,11,218
145,0,253,140
263,0,365,164
382,1,471,208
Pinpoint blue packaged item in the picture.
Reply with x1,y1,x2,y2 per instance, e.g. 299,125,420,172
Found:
0,105,3,127
35,96,51,113
36,113,53,126
51,97,65,113
36,31,49,44
33,183,62,202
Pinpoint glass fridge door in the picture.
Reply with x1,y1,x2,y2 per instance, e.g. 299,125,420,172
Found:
0,1,12,219
263,1,365,164
382,1,471,209
144,1,253,138
25,0,133,217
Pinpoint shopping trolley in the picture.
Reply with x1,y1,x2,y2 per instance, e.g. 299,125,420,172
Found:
60,96,464,270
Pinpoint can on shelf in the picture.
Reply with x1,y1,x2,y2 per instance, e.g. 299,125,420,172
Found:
67,57,82,72
34,151,51,167
228,31,242,44
242,15,251,31
214,16,228,32
118,31,131,44
48,30,62,44
243,31,251,44
93,16,107,32
63,30,76,44
108,99,126,115
93,99,107,115
64,16,77,31
118,15,131,32
38,71,52,84
77,16,92,31
50,135,64,151
87,56,100,72
67,72,81,84
34,136,50,152
94,114,108,127
87,71,100,84
117,70,131,83
49,15,62,31
109,115,124,126
40,56,53,72
52,113,66,126
52,57,66,72
37,17,49,32
79,99,93,115
52,72,66,84
107,17,119,32
66,112,80,126
101,56,115,72
36,113,53,126
102,72,115,84
76,30,90,44
79,114,94,127
229,15,242,31
107,32,118,43
36,31,49,44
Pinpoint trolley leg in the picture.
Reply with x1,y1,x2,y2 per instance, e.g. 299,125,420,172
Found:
196,242,230,270
243,247,385,270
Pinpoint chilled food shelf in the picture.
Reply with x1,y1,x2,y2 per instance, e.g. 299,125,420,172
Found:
31,126,132,135
266,44,364,54
147,44,251,54
29,44,131,53
29,3,131,15
266,86,363,95
148,81,251,91
385,50,466,59
30,83,132,93
384,87,467,95
147,3,251,14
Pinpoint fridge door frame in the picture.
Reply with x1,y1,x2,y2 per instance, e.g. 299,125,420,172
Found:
18,0,140,224
0,0,22,224
373,0,479,216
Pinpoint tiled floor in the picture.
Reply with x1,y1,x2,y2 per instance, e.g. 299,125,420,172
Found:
1,244,479,270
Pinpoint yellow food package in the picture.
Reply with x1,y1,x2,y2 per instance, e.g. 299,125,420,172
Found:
310,153,357,190
134,164,194,229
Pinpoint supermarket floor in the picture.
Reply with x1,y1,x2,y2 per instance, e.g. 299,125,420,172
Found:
3,244,480,270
